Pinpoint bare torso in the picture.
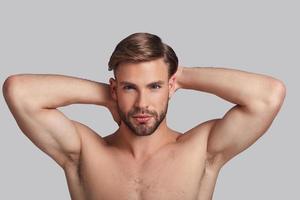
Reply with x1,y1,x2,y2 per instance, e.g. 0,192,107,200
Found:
63,124,221,200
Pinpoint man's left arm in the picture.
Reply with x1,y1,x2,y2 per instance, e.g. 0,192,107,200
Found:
173,66,286,167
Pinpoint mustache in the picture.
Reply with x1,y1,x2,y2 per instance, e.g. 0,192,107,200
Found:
129,108,156,116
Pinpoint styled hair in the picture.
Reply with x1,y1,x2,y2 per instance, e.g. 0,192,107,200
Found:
108,32,178,79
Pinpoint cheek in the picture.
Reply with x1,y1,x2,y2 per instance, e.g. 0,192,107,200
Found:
153,92,169,107
116,94,135,110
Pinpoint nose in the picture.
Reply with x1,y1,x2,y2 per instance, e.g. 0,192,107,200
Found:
135,91,149,109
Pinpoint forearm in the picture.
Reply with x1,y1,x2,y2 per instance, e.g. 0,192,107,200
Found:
4,74,112,109
176,66,285,108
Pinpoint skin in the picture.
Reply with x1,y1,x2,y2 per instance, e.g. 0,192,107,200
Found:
3,58,286,200
107,59,179,160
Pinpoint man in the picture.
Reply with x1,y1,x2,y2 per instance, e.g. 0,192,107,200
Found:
2,32,286,200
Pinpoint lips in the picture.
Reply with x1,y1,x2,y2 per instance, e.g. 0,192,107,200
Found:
133,115,152,123
133,115,152,118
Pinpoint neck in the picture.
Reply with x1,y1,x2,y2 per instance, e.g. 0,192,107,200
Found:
113,118,177,161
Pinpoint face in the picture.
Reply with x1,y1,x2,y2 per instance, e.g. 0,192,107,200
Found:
110,58,176,137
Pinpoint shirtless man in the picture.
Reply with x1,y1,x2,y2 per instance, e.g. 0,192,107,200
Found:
2,32,286,200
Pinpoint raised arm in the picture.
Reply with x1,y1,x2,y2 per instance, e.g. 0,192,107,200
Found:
174,66,286,168
2,74,117,169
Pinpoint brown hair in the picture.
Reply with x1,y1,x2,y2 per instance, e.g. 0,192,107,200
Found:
108,32,178,79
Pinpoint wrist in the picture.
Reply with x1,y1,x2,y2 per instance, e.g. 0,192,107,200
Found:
93,82,112,108
174,66,185,90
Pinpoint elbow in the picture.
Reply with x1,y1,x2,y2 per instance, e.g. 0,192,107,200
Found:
264,79,286,109
2,75,26,102
3,75,17,97
247,79,286,113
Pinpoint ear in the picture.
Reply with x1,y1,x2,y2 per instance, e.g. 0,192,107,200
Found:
168,74,177,99
109,77,117,101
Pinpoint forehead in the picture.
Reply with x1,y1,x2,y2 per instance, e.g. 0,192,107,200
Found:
115,58,168,84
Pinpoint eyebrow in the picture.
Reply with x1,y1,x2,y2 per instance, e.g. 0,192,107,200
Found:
120,80,165,87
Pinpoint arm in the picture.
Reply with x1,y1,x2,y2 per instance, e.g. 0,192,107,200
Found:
174,66,286,167
2,74,117,169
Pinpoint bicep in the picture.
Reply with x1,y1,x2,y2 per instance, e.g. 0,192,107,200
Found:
9,103,81,169
207,103,282,167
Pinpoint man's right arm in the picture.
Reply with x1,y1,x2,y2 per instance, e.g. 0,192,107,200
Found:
2,74,113,169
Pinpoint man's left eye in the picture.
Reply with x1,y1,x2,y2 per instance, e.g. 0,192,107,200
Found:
151,84,161,89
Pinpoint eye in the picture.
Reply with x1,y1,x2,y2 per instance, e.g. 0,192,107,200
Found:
151,84,161,89
123,85,135,90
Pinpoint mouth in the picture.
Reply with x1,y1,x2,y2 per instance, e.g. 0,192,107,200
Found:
133,114,152,118
132,115,152,123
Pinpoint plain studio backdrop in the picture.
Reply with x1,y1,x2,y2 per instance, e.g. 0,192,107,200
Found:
0,1,298,199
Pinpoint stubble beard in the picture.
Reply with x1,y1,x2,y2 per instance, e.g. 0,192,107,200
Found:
117,101,169,136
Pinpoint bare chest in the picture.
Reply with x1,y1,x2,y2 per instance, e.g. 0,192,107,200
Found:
76,141,212,200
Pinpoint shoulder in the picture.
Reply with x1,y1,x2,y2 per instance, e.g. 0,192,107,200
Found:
179,119,219,144
178,119,223,166
64,121,108,168
71,120,107,145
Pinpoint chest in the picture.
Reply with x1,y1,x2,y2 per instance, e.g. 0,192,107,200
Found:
79,142,208,200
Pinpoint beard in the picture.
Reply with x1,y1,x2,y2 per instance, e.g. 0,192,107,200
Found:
117,100,169,137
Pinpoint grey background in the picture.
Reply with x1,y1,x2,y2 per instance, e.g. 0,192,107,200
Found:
0,0,298,199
